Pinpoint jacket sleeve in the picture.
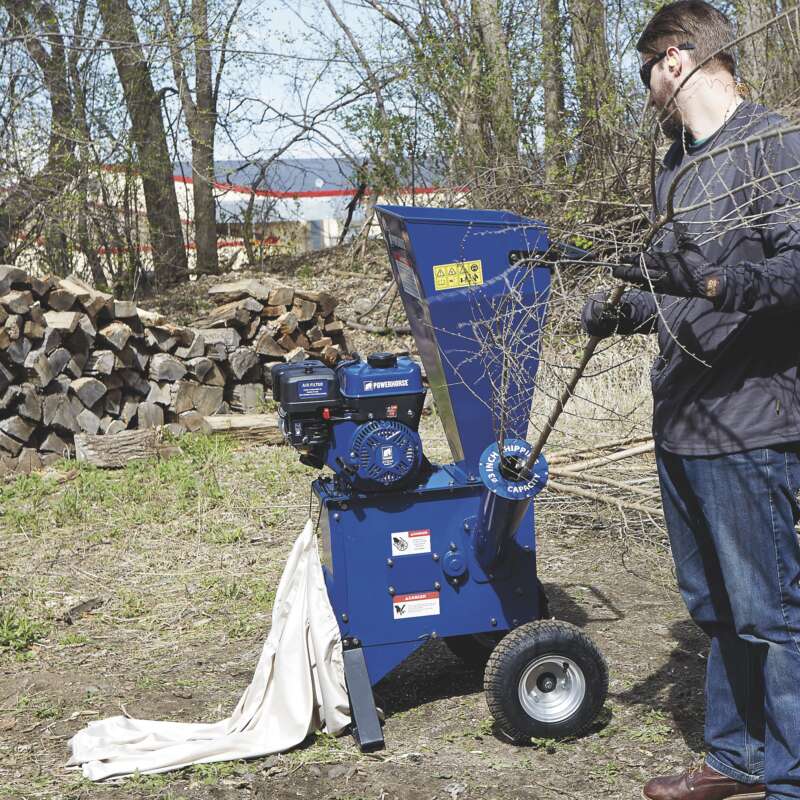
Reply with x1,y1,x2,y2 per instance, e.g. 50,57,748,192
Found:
716,128,800,314
581,290,659,336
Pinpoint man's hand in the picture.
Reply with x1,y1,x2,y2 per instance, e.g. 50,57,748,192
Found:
612,248,727,303
581,295,630,338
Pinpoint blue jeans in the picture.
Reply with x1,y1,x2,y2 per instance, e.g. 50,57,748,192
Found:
656,446,800,799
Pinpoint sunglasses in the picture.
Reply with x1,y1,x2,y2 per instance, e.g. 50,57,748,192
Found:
639,42,696,90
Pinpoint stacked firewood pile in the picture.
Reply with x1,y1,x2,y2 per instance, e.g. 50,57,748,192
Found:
0,268,347,473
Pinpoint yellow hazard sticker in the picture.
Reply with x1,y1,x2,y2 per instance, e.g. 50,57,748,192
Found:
432,259,484,291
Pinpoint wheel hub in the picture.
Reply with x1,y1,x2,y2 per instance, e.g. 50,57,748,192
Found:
518,655,586,723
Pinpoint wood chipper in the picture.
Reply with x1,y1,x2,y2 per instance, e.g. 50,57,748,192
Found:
271,205,608,751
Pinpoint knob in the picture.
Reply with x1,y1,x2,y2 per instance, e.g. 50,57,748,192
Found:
367,352,397,368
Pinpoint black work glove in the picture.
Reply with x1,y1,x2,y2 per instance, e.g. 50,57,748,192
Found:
581,294,632,338
612,245,726,304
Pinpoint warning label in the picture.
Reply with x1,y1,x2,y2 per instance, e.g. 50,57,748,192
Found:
395,261,422,300
432,259,484,291
391,529,431,556
392,591,440,619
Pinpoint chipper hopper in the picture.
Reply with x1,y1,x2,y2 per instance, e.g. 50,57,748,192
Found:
271,206,608,751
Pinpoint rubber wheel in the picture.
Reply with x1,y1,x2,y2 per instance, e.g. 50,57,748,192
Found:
444,632,504,668
484,620,607,742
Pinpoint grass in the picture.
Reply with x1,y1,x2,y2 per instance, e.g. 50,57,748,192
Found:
0,607,47,651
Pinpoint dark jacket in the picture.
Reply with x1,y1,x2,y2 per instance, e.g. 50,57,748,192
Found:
586,102,800,456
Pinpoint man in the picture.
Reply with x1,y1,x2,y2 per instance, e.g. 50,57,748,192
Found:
582,3,800,799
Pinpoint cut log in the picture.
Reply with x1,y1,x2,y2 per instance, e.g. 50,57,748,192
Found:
321,345,340,366
119,369,150,396
203,363,225,386
76,407,102,435
229,383,264,413
4,314,22,340
113,300,138,319
149,353,187,382
0,415,36,443
42,327,62,354
105,419,128,435
104,389,122,416
146,381,172,406
203,342,227,362
324,318,345,335
275,311,298,336
0,265,30,294
170,381,196,414
120,398,140,424
40,431,70,455
178,410,211,433
59,275,113,318
204,413,282,444
267,285,294,307
192,385,224,416
174,332,205,360
0,430,23,456
46,288,77,311
99,321,132,351
286,347,307,363
75,428,159,468
292,298,316,322
43,394,79,433
253,328,286,358
185,356,214,382
296,289,338,316
306,324,323,343
120,345,148,372
17,448,42,475
197,328,240,350
1,290,34,314
44,310,80,333
7,337,32,365
17,385,41,422
30,274,57,298
47,348,72,377
25,350,54,387
70,377,107,408
309,336,333,350
24,319,46,339
136,402,164,429
0,362,14,392
137,307,166,326
207,278,273,304
229,347,258,380
85,350,116,376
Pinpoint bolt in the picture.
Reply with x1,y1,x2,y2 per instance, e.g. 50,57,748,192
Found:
386,558,394,567
341,503,348,511
350,451,356,458
434,581,441,590
407,409,414,417
432,553,440,561
463,521,470,531
448,480,454,487
368,412,374,419
430,631,438,639
512,619,519,626
341,613,349,623
488,573,495,580
352,638,360,646
342,638,350,647
333,513,340,521
490,618,498,627
388,586,396,595
449,541,457,551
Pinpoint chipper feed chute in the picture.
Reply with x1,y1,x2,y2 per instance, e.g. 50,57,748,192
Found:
271,206,608,751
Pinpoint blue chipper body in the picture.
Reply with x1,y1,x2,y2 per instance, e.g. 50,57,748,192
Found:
272,205,553,750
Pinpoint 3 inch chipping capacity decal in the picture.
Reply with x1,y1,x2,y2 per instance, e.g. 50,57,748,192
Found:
392,591,440,619
391,529,431,556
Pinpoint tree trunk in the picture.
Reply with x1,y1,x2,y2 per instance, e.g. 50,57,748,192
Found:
736,0,776,103
541,0,566,184
471,0,519,173
189,0,218,275
569,0,615,173
0,0,76,257
97,0,189,287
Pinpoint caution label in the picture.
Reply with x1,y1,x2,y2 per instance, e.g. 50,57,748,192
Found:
391,529,431,556
432,259,484,291
393,591,440,619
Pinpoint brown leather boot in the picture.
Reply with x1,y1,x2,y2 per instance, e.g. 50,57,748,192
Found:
642,762,766,800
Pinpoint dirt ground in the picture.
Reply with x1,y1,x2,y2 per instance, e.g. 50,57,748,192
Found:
0,249,705,800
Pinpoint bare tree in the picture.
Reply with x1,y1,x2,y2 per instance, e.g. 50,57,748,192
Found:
97,0,189,287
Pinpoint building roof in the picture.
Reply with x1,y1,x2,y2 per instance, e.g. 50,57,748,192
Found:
172,157,444,198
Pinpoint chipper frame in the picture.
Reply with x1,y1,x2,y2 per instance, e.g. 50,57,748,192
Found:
271,206,608,750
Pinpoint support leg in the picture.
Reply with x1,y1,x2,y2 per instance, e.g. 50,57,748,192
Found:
342,647,384,752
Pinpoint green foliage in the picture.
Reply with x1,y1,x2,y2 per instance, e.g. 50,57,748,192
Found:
0,607,47,652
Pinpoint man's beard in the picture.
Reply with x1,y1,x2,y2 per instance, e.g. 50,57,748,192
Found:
656,102,687,141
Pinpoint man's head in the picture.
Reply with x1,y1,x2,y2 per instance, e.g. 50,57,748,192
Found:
637,1,736,139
